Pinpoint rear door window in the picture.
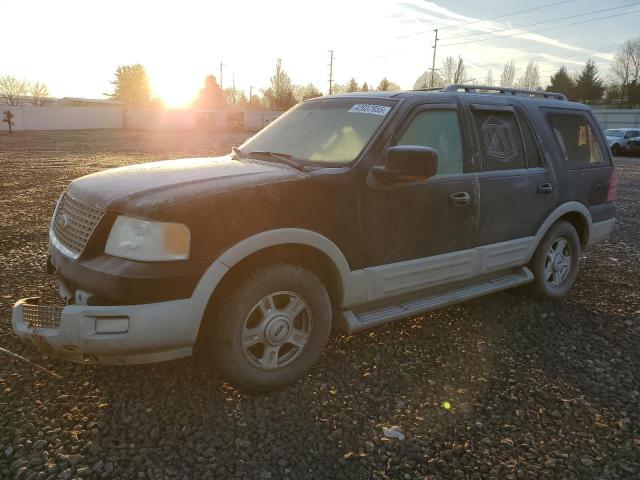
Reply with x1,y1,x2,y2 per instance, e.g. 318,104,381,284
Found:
472,110,527,171
546,112,605,167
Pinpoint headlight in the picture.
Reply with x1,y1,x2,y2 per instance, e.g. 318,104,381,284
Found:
105,215,190,261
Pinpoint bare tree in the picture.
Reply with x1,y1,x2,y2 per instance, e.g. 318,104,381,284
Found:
485,69,494,86
517,61,541,90
29,82,49,106
611,37,640,86
0,76,29,106
453,57,467,83
500,60,517,87
2,110,15,133
414,70,443,89
442,56,457,84
440,56,467,84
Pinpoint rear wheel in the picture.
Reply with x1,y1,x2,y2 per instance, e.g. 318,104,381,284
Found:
611,144,621,156
529,220,580,300
206,263,331,391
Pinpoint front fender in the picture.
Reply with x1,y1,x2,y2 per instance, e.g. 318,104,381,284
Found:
184,228,357,343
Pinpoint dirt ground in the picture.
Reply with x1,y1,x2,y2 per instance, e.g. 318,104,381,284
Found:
0,129,639,480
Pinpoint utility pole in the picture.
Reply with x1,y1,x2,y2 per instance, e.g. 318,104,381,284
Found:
328,50,334,95
232,72,236,104
219,62,225,90
430,29,438,88
249,85,253,104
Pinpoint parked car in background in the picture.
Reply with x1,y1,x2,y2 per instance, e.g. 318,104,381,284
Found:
605,128,640,156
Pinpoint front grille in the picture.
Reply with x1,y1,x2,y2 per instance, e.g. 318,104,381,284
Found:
22,303,63,329
51,194,104,258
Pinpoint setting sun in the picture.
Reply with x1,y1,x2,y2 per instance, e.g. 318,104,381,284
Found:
150,71,199,108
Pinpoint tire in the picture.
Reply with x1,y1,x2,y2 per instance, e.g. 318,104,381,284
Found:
529,220,581,300
611,144,621,156
206,263,332,391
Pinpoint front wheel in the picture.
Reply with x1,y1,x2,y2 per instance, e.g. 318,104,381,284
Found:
529,220,581,300
207,263,332,391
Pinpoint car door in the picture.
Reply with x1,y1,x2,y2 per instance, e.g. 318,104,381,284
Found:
360,102,480,297
471,104,558,252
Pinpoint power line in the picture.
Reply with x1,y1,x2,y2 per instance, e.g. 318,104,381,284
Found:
436,0,574,31
439,8,640,47
441,2,640,42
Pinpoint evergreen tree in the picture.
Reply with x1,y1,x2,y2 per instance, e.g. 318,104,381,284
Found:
262,59,297,111
346,78,359,92
194,75,225,109
547,66,575,100
377,78,391,91
361,82,369,92
574,60,605,104
108,64,152,106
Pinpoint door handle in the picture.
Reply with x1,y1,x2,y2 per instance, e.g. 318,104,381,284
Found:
449,191,470,206
537,182,553,194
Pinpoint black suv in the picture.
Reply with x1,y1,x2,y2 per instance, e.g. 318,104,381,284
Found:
13,85,617,390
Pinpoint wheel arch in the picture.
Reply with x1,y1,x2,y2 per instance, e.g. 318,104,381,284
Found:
528,202,592,261
187,229,353,344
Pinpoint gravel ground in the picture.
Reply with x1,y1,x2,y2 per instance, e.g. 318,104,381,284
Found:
0,130,639,480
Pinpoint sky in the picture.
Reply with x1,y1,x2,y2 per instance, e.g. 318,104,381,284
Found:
2,0,639,106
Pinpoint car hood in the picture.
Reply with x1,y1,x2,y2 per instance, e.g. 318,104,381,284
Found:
67,155,303,212
606,136,621,145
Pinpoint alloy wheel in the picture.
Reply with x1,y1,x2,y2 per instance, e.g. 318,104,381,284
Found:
241,291,312,370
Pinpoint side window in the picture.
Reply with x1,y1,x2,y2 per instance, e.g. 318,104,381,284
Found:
396,110,464,175
547,112,604,167
515,110,542,168
473,110,526,171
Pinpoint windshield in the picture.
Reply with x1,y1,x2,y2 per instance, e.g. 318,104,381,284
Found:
605,130,624,137
239,98,396,165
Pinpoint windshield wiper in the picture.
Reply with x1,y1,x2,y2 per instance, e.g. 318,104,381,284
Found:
233,147,306,171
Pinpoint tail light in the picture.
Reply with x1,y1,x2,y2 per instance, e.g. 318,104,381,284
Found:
606,169,617,202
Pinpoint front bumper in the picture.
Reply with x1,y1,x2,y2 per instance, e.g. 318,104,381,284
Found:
12,296,195,364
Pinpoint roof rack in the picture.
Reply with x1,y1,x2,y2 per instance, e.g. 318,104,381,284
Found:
412,87,443,92
441,84,567,101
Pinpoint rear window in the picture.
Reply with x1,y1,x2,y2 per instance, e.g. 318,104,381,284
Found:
547,112,604,167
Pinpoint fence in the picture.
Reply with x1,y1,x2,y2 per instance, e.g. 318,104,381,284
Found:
0,106,281,132
592,109,640,130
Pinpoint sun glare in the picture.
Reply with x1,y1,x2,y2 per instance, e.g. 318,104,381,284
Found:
151,73,198,108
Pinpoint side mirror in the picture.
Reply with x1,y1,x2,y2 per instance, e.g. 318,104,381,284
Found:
374,145,439,181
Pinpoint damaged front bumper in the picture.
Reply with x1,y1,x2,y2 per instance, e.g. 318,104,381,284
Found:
12,296,195,365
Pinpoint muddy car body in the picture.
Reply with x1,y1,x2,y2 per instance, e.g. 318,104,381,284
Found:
13,85,617,390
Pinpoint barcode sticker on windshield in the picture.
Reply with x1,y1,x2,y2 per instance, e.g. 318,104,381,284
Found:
348,104,391,116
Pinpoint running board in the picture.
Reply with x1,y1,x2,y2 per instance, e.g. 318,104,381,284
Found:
338,267,533,333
